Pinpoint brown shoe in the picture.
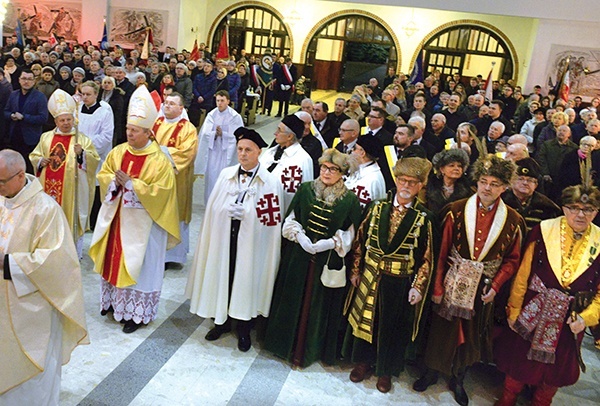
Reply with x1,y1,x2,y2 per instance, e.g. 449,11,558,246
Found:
349,363,373,383
377,375,392,393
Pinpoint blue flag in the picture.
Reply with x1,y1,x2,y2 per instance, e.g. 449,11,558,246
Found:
101,20,109,50
409,50,424,85
15,20,25,47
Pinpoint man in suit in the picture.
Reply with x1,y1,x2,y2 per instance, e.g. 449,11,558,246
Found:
328,98,350,129
313,101,339,147
366,107,394,146
3,69,48,174
275,57,297,118
336,119,360,154
408,116,438,160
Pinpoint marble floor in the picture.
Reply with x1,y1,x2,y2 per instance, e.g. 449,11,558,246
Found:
61,94,600,406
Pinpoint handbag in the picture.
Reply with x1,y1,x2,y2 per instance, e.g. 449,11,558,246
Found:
320,251,346,288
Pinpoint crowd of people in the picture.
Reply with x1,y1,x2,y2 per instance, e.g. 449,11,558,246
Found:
1,35,600,406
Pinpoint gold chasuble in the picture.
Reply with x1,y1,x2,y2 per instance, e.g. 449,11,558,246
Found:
29,130,100,238
152,117,198,223
89,141,180,288
0,175,88,394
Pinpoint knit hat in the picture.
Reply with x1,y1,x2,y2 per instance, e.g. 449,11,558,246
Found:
73,67,85,76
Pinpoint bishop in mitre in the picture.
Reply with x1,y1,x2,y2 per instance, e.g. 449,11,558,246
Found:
30,88,100,257
89,86,180,334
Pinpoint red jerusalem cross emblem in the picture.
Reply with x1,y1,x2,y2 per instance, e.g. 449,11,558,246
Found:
256,193,281,226
281,165,302,193
352,185,372,206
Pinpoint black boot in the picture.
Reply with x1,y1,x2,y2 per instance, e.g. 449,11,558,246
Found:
413,369,439,392
449,369,469,406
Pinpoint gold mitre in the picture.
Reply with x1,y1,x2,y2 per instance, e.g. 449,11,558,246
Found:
48,89,77,118
127,86,159,129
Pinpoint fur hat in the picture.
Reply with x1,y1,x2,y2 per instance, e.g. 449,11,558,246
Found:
432,149,469,172
318,148,359,176
515,158,540,179
393,157,432,183
561,185,600,209
470,154,516,185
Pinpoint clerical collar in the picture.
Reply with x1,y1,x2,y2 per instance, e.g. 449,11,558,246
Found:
81,102,101,115
393,195,413,209
6,178,29,201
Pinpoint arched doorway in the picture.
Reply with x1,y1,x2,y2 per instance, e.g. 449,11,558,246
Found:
210,5,291,59
303,13,399,92
422,23,516,83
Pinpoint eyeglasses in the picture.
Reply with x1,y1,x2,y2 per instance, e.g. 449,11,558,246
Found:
0,170,22,185
339,128,353,132
478,179,504,188
516,176,537,184
367,115,382,119
320,164,341,174
396,177,420,187
564,205,597,216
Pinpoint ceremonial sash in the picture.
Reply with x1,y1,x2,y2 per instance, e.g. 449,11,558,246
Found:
102,151,148,287
282,64,295,91
43,134,73,206
250,64,260,88
153,117,188,147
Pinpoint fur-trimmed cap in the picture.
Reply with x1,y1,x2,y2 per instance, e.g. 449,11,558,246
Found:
470,154,516,185
561,185,600,209
432,149,469,172
393,157,432,183
515,157,540,179
318,148,359,176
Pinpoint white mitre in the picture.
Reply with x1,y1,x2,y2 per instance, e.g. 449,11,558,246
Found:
48,88,77,118
127,86,159,129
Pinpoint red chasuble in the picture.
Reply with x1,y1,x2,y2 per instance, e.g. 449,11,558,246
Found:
42,134,73,205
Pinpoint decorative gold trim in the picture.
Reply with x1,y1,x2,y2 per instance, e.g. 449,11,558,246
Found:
410,20,519,82
299,10,401,72
207,1,294,57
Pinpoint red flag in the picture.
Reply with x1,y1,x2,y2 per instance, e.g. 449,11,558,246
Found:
216,25,229,59
190,40,200,61
484,67,494,102
49,31,58,47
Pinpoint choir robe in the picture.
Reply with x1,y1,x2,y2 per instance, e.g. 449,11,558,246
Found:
186,164,283,324
195,106,244,204
495,218,600,388
29,128,100,239
259,142,314,213
0,175,88,403
89,141,180,324
344,161,386,210
78,101,114,169
153,115,198,263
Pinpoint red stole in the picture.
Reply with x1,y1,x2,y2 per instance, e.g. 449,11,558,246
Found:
152,117,188,147
42,134,73,206
102,151,148,286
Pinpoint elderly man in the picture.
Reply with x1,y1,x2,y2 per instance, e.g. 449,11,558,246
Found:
345,157,435,393
187,128,283,352
414,155,526,406
196,90,244,204
328,97,350,129
29,89,100,257
381,89,400,118
152,92,198,268
409,116,438,159
0,150,88,405
345,135,387,210
312,101,339,148
336,118,360,154
431,113,455,150
485,121,508,153
295,110,325,174
501,158,561,232
505,143,529,162
3,69,49,174
537,125,578,202
260,114,314,213
89,86,180,334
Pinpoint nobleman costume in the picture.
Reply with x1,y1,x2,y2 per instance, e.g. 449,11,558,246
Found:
1,171,88,405
29,89,100,256
264,149,362,367
152,102,198,265
89,86,180,333
343,157,435,391
415,155,527,405
495,184,600,405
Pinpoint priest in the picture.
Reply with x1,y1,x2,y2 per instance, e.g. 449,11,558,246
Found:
89,86,180,334
186,127,283,352
0,149,88,405
29,88,100,257
152,91,198,268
